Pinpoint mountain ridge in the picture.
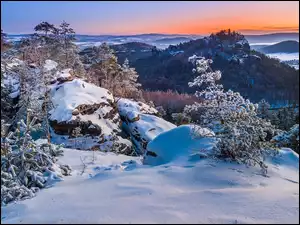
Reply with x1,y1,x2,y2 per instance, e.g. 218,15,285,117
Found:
258,40,299,53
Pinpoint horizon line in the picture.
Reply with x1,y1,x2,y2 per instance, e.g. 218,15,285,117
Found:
6,31,300,36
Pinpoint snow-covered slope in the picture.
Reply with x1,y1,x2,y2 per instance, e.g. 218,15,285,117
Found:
1,148,298,224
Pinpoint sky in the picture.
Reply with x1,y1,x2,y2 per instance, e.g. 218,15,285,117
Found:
1,1,299,35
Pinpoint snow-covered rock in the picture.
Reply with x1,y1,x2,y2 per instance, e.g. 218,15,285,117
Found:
117,98,176,154
49,78,114,123
144,125,216,165
43,59,58,72
117,98,159,119
48,78,132,154
1,58,22,99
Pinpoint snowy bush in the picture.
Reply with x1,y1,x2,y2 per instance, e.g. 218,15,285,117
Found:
211,112,279,174
257,99,271,120
272,124,299,153
171,113,192,126
1,115,71,205
185,55,279,172
155,106,166,117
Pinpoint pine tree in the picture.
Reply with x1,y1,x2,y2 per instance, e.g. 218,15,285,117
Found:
257,99,271,120
58,21,76,67
34,21,56,37
87,43,116,87
119,58,142,99
1,29,9,51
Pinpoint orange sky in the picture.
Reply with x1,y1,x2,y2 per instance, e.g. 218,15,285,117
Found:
2,1,299,35
138,1,299,35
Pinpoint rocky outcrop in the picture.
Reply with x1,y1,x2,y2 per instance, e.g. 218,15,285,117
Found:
48,76,133,154
48,73,177,155
50,119,102,137
117,98,176,154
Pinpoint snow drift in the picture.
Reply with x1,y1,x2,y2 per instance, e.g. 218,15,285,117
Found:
1,147,298,224
144,125,216,165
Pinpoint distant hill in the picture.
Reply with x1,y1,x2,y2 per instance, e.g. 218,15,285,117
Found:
154,37,193,44
250,45,268,50
79,42,155,64
110,42,154,63
258,40,299,53
126,32,299,104
245,33,299,44
77,31,299,104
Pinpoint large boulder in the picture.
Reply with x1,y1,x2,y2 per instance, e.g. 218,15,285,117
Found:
117,98,176,154
48,77,132,154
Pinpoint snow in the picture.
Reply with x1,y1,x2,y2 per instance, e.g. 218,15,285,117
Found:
144,125,216,166
8,90,20,99
1,147,298,224
117,98,158,117
78,106,119,136
43,60,58,72
126,110,140,121
49,79,113,123
123,113,176,154
236,39,248,45
1,60,21,98
55,68,73,79
133,114,176,141
5,58,24,69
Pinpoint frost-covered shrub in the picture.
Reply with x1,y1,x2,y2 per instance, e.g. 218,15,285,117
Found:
155,106,166,117
272,124,299,153
257,99,271,120
185,55,279,172
1,115,71,205
1,141,71,205
171,113,192,126
211,111,279,174
185,55,258,131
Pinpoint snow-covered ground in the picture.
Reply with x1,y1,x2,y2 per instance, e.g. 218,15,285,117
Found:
2,147,298,224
